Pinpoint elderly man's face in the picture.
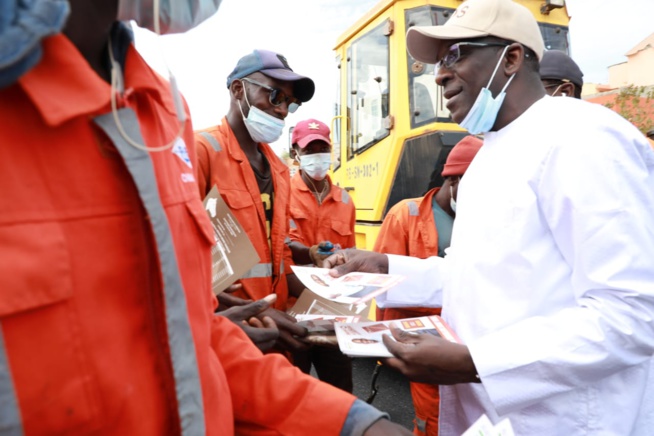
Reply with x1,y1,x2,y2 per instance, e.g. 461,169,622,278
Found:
434,38,510,123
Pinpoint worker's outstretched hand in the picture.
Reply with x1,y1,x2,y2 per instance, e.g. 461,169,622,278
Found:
381,323,479,385
363,419,413,435
322,249,389,277
259,307,310,352
217,292,309,351
217,283,252,309
216,295,279,352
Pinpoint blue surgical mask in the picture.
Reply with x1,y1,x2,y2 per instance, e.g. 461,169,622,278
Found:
118,0,222,34
0,0,70,88
239,89,285,144
297,153,331,180
459,46,515,135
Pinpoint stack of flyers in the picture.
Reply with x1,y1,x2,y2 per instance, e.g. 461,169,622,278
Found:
334,315,460,358
287,289,373,322
295,314,362,334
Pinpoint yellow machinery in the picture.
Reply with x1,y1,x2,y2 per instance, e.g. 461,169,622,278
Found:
330,0,570,250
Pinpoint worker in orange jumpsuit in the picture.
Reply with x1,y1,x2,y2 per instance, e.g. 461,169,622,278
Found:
0,1,413,435
287,119,357,391
195,49,312,349
373,135,483,436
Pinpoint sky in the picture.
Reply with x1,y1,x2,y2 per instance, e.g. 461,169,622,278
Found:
133,0,654,155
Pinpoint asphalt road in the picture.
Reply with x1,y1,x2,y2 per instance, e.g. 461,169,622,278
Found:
310,356,414,429
351,357,415,430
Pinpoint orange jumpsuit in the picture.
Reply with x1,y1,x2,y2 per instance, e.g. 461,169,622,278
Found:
289,172,356,391
289,173,356,250
373,187,442,436
195,121,293,310
0,33,356,435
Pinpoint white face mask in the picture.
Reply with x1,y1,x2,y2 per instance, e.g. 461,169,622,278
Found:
238,88,285,144
449,185,457,213
297,153,332,180
118,0,222,34
459,46,515,135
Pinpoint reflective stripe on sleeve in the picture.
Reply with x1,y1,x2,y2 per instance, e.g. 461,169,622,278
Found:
241,262,273,279
342,190,350,204
414,416,427,433
199,131,221,152
0,327,23,436
407,200,419,217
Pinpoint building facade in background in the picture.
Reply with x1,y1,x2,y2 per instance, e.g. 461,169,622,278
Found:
583,32,654,138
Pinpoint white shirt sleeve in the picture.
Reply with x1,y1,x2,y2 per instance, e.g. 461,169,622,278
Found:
375,254,445,308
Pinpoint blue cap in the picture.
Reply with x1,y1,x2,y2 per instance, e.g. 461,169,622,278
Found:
226,49,315,102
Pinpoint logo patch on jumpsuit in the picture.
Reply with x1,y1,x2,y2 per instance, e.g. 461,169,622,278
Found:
172,137,192,168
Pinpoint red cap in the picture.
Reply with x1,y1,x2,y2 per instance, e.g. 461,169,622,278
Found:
291,119,331,149
442,135,483,177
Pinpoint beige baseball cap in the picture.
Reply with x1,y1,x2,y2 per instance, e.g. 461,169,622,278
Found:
406,0,545,64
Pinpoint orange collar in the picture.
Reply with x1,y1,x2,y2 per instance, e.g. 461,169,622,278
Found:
18,33,171,127
219,118,289,177
293,172,341,201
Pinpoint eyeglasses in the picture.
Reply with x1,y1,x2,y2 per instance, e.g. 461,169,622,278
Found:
434,42,510,72
240,77,301,113
542,81,570,96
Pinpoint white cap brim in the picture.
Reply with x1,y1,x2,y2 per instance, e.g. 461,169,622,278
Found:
407,25,489,64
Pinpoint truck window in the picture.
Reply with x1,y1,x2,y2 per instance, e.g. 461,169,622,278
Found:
347,20,390,158
540,23,570,52
405,6,455,128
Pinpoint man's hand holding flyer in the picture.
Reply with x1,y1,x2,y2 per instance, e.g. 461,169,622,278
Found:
334,315,460,358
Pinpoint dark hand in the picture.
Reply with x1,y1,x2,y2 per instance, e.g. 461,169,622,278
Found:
224,283,243,293
217,289,252,310
363,419,413,435
216,296,279,352
258,307,310,351
322,249,389,277
241,316,279,351
381,323,479,385
309,241,340,267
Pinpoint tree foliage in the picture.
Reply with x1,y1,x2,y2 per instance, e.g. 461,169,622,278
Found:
605,85,654,135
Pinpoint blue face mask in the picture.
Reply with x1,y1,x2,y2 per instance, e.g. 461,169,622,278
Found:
118,0,222,34
0,0,70,88
459,46,515,135
239,88,285,144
